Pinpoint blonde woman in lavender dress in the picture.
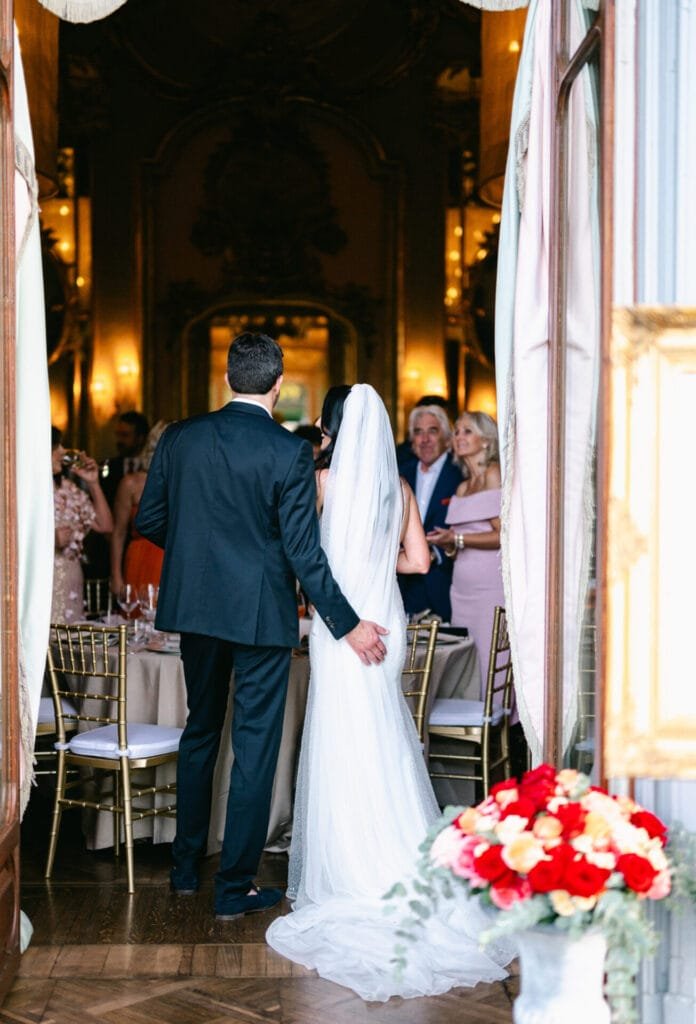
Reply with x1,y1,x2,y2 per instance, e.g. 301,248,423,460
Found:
428,412,503,695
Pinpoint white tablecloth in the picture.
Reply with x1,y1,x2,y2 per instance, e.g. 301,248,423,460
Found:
86,635,480,850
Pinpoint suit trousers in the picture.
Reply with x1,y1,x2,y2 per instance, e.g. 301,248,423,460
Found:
173,633,291,908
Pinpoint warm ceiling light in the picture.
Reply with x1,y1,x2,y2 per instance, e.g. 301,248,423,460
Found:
492,213,501,224
59,204,70,216
508,40,521,54
76,275,85,287
446,287,459,299
453,225,463,238
59,241,70,252
476,248,488,261
448,250,461,261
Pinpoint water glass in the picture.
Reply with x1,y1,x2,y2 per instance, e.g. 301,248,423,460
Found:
116,584,140,621
137,583,159,638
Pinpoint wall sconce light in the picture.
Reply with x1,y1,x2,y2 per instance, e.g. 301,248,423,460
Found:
508,39,521,54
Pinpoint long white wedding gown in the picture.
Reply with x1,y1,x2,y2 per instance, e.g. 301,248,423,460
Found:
266,385,513,1001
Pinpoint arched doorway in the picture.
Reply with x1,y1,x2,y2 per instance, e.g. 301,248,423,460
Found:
180,299,358,420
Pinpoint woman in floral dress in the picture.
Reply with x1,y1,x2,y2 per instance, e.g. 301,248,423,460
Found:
51,427,113,623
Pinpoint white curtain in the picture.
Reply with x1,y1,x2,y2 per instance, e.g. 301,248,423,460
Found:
458,1,600,10
36,0,127,22
491,0,599,763
14,25,54,817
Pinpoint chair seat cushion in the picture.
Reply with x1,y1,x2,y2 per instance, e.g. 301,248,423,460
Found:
67,723,182,760
38,696,77,724
429,698,505,728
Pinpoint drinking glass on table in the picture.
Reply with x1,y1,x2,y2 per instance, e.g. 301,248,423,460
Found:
116,583,140,621
137,583,159,639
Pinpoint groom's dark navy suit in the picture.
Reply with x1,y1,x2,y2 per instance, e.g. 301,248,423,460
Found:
136,400,358,909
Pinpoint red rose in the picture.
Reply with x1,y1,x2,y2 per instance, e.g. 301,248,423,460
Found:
630,810,668,847
519,765,558,811
522,764,557,786
527,844,574,894
554,802,587,839
563,857,611,898
617,853,658,894
500,797,537,822
441,497,451,506
490,779,518,799
473,844,517,886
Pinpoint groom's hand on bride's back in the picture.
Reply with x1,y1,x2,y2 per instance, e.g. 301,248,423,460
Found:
345,620,389,665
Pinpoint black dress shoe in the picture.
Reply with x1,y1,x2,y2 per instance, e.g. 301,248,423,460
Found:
215,886,283,921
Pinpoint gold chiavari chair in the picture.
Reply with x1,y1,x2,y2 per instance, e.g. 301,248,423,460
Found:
34,696,78,779
428,606,513,798
83,577,111,619
402,620,440,746
45,623,181,893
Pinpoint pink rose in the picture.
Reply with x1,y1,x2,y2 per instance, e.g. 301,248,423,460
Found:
645,869,671,900
430,825,466,870
490,877,532,910
452,834,489,886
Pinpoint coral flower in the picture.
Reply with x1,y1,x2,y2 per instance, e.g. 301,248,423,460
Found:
501,832,546,874
454,807,479,835
533,815,564,841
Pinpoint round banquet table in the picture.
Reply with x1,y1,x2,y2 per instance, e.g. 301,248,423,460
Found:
83,633,481,851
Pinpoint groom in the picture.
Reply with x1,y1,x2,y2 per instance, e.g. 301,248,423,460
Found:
136,333,387,918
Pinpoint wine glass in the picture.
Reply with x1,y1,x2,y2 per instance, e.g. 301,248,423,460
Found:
137,583,159,639
116,584,140,622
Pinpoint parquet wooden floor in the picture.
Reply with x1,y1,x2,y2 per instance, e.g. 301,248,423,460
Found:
5,787,517,1023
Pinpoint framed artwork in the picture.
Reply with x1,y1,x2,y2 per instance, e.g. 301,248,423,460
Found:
604,307,696,778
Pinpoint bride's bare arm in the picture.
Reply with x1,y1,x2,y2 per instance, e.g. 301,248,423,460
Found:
315,468,329,514
396,479,430,574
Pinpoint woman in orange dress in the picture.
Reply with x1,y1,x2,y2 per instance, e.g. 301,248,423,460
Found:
110,422,167,593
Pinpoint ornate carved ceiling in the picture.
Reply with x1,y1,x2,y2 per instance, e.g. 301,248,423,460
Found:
101,0,477,100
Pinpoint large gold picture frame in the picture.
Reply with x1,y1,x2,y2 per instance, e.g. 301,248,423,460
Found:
605,307,696,778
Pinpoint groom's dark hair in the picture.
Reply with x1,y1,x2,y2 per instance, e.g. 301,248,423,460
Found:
227,332,283,394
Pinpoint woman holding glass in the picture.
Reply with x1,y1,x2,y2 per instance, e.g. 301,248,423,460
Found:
427,412,503,691
51,426,113,623
110,421,167,595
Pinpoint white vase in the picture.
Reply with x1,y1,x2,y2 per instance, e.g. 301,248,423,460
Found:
513,927,610,1024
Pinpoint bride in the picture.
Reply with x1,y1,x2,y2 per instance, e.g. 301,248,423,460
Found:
266,384,513,1001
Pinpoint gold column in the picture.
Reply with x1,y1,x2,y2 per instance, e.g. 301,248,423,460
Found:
479,9,527,208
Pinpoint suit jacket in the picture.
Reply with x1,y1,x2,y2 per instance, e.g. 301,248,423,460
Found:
397,455,463,621
135,402,359,647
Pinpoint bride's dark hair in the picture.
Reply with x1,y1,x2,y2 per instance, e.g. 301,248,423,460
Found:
315,384,352,469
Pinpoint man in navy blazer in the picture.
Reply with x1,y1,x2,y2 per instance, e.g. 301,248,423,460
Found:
398,405,463,621
136,333,387,919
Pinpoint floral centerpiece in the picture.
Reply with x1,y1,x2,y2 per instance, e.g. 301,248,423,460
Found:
389,765,671,1024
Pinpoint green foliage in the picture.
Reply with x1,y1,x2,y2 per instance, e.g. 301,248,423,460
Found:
667,824,696,908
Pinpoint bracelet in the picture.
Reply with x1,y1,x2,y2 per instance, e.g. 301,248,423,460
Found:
454,533,466,550
444,545,457,559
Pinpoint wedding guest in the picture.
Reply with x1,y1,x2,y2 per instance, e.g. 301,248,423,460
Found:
51,427,113,623
397,405,462,621
83,410,150,581
395,394,449,471
100,411,150,507
428,412,503,686
110,421,168,593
